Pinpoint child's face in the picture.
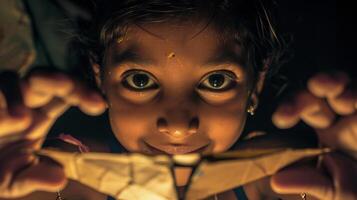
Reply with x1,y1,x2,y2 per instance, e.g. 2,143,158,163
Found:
95,20,260,155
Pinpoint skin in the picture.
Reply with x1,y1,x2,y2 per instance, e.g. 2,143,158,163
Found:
271,72,357,200
0,70,106,198
93,21,263,187
0,20,356,200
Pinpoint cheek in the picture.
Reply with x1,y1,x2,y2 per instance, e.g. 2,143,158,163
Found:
106,94,156,152
202,102,248,153
198,84,251,153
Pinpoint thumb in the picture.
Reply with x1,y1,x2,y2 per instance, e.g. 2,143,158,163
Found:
9,157,67,197
270,165,334,200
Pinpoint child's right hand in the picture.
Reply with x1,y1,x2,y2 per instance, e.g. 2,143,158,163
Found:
0,70,106,198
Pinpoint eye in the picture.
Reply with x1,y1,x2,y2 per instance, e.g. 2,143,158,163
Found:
198,71,237,91
121,70,158,91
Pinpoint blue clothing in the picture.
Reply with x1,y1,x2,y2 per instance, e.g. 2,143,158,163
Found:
107,134,248,200
234,186,248,200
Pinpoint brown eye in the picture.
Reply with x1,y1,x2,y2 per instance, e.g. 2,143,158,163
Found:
208,74,225,88
122,71,158,91
132,74,149,87
198,71,237,91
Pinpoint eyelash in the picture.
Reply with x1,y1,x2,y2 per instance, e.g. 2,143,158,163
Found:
121,70,158,91
198,70,238,92
121,70,238,92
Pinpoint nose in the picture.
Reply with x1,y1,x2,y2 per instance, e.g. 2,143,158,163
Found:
157,111,199,139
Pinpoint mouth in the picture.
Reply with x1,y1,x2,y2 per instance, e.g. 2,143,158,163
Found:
143,141,209,155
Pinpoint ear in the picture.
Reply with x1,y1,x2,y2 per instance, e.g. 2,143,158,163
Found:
91,63,102,88
91,63,109,108
249,59,270,110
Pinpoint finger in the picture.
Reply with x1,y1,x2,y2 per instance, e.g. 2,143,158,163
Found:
317,114,357,154
17,94,100,144
327,88,357,115
2,157,67,198
308,72,350,98
323,153,357,200
270,165,334,200
39,97,71,119
0,140,37,195
0,71,30,118
0,110,32,136
20,98,71,141
21,80,53,108
273,91,336,129
21,109,60,142
0,151,35,192
23,95,102,142
300,99,335,129
73,86,106,115
272,103,300,129
0,72,32,135
0,139,36,159
27,71,74,100
27,71,106,115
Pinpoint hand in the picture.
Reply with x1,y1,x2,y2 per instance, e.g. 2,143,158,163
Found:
0,70,106,198
273,72,357,153
270,72,357,200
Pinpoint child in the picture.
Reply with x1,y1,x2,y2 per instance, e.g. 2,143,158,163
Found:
0,0,356,200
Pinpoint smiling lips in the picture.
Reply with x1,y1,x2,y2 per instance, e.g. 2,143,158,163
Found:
144,142,209,155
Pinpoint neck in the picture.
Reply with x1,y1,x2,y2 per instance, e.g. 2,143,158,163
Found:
174,167,192,199
174,167,192,186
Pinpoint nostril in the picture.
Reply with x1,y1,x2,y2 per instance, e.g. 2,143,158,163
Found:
157,116,199,137
157,117,169,132
188,117,199,133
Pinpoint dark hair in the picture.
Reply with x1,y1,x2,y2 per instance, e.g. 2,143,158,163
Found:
74,0,288,85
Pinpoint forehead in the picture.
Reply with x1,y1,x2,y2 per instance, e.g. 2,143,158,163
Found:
108,20,242,66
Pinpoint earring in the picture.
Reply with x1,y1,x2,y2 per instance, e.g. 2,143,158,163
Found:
300,193,307,200
247,106,255,116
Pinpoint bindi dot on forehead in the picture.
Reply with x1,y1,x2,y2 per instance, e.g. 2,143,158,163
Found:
167,52,176,59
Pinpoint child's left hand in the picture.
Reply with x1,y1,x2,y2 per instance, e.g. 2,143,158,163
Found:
271,72,357,200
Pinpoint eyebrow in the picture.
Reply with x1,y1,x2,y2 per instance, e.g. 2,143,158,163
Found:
110,45,155,67
203,48,245,69
110,44,245,69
